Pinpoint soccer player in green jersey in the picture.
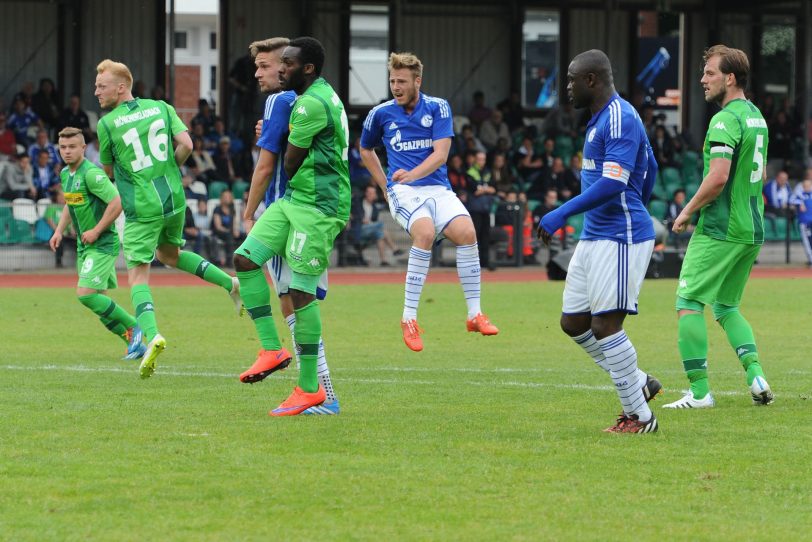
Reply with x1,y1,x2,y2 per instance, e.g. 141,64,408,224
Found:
233,37,351,416
664,45,774,409
49,127,145,360
94,59,242,379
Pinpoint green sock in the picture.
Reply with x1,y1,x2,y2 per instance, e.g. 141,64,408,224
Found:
131,285,159,341
177,250,233,291
294,301,321,393
716,308,764,386
237,268,281,350
678,312,710,399
78,293,137,342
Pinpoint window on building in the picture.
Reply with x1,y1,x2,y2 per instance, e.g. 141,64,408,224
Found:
523,10,560,108
349,4,389,106
210,32,217,50
761,15,795,104
174,31,187,49
210,66,217,91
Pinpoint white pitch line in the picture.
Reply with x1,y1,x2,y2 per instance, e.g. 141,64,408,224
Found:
0,364,773,397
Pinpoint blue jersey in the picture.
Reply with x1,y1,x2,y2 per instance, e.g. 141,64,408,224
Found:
791,189,812,225
360,93,454,188
579,95,655,243
256,90,296,207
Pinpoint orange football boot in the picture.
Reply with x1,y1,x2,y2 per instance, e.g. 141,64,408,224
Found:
466,313,499,335
401,319,424,351
239,348,292,383
269,385,326,417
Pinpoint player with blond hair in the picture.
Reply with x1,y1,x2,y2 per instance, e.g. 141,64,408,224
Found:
95,59,242,378
360,52,499,352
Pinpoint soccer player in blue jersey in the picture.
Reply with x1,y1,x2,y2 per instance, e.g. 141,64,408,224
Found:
237,37,339,415
359,52,499,352
537,49,662,434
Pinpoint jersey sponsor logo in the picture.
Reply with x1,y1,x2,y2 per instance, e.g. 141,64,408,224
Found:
64,192,85,205
713,122,727,131
81,257,94,274
746,118,767,128
112,106,161,128
420,115,433,127
588,128,597,142
389,129,433,152
582,158,596,170
296,105,308,116
388,122,398,130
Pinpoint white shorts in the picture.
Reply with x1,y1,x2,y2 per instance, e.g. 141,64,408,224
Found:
386,183,469,237
267,254,328,300
562,239,654,315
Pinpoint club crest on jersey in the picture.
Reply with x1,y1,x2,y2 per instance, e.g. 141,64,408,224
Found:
420,115,433,127
81,257,94,274
588,128,597,142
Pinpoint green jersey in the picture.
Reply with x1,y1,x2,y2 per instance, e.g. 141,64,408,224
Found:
60,159,120,255
285,78,351,221
97,98,188,222
697,99,768,245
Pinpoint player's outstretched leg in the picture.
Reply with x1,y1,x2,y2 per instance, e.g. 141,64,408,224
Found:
285,314,339,415
456,242,499,336
270,299,326,416
664,308,716,409
175,250,243,315
714,303,773,405
401,246,431,351
78,292,146,359
597,330,656,433
235,265,291,383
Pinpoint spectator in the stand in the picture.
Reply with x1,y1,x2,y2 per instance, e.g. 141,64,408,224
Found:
468,90,492,131
181,174,203,202
213,137,242,186
491,152,517,196
539,137,556,169
188,136,217,183
651,124,677,168
59,95,90,132
768,110,794,163
790,178,812,266
348,137,372,192
456,124,486,155
150,85,167,102
0,113,16,160
132,80,147,98
561,154,582,199
227,53,258,134
494,189,536,263
666,188,693,247
350,184,402,266
763,170,791,217
547,157,569,199
192,198,211,255
531,188,559,228
641,105,657,140
28,129,60,167
497,90,525,132
7,96,41,147
447,154,468,194
13,81,35,109
83,130,101,167
465,150,497,270
516,133,546,194
479,109,510,151
32,148,60,199
31,78,61,130
0,153,37,200
207,118,244,156
544,101,578,139
211,189,240,267
183,199,207,257
191,99,216,133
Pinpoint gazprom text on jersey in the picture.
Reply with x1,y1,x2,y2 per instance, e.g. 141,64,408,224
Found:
113,107,161,128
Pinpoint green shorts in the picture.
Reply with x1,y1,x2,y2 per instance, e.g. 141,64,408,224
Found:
235,199,345,276
123,211,185,269
77,248,118,290
676,233,761,307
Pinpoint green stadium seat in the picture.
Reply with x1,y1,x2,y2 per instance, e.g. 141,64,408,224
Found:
527,199,541,212
661,167,682,188
648,200,667,220
208,181,229,200
768,217,788,241
568,214,584,240
9,219,35,243
651,180,669,201
0,205,12,220
231,180,249,200
554,135,574,158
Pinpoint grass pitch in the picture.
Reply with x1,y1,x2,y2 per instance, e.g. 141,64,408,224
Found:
1,277,811,540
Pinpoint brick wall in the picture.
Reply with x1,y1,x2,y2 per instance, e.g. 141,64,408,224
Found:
166,65,200,126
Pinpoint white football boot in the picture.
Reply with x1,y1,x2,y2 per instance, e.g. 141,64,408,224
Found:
662,391,715,409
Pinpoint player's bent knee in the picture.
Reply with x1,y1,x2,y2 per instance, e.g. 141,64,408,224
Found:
290,289,316,309
712,302,738,322
233,254,259,272
156,246,179,267
560,313,591,337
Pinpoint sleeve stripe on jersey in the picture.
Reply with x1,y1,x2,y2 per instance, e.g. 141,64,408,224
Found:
710,145,734,155
609,100,622,139
264,93,278,120
364,100,394,130
425,97,451,119
603,161,630,183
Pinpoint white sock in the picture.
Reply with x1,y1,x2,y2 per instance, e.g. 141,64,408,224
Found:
597,330,651,421
573,329,646,383
403,246,431,321
456,243,482,318
285,314,299,365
